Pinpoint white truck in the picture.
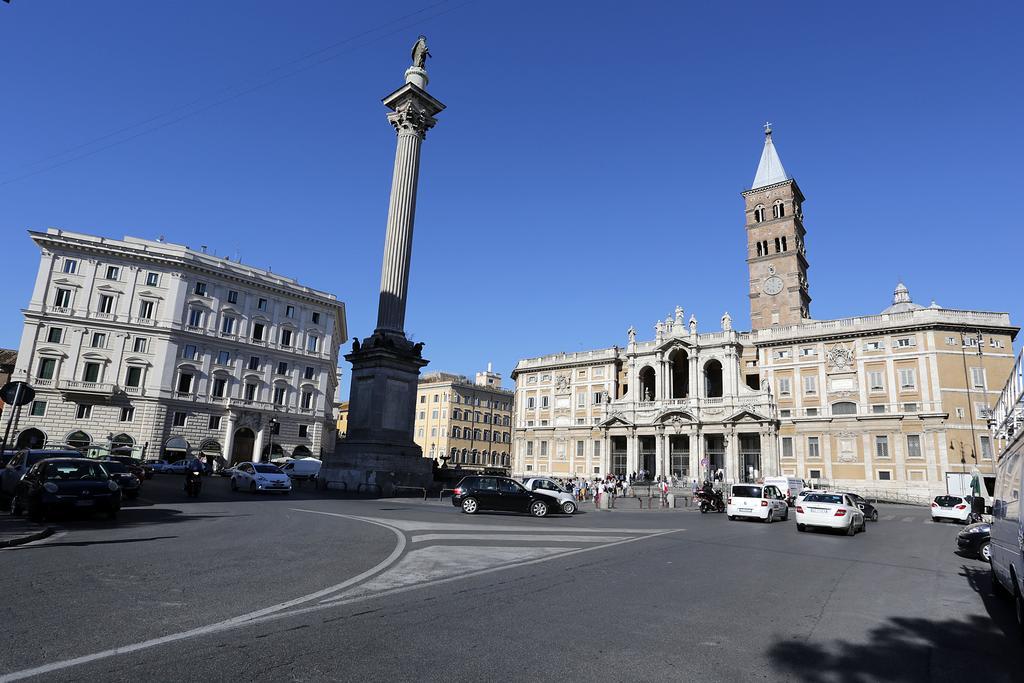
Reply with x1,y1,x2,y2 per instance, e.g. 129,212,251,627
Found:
278,458,321,482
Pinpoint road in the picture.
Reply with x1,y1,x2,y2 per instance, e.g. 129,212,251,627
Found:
1,475,1019,682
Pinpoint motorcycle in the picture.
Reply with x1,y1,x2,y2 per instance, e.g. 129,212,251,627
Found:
695,488,726,514
184,470,202,498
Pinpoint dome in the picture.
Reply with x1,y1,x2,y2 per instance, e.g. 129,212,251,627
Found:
882,281,924,314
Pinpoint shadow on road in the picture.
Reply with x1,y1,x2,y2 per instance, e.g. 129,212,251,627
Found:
17,535,178,549
766,565,1021,682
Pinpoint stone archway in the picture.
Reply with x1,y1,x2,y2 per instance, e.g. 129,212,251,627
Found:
638,366,657,401
669,348,689,398
231,428,255,465
15,428,46,449
66,430,92,452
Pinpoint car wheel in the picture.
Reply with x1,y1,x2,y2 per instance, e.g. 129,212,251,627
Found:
860,518,867,533
797,523,806,532
871,510,879,522
782,507,789,522
230,478,238,491
249,482,257,494
530,500,549,518
846,520,857,536
561,501,577,515
764,510,773,524
461,497,479,514
980,540,992,562
728,515,735,521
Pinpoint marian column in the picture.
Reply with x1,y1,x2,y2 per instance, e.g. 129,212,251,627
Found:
320,37,445,494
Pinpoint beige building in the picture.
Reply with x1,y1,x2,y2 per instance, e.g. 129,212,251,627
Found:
335,401,349,437
512,126,1017,499
413,366,514,471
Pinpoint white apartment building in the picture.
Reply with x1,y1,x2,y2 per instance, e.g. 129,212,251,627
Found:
7,229,346,464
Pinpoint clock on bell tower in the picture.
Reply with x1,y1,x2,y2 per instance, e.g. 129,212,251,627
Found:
743,123,811,331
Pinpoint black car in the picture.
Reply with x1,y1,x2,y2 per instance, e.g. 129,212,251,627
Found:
99,460,142,499
11,458,121,521
956,522,992,561
105,455,149,482
451,475,558,517
843,492,879,522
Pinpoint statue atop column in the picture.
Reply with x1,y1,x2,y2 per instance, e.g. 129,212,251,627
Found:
627,326,636,344
655,320,663,343
411,35,430,68
689,314,698,335
721,311,732,331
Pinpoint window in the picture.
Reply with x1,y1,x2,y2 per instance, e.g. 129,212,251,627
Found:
125,366,142,387
970,367,986,389
244,383,257,401
907,434,922,458
800,347,817,357
877,470,892,481
782,437,793,458
46,327,63,343
956,407,965,418
540,441,549,456
209,415,221,430
98,294,114,314
540,396,550,409
832,402,857,415
306,335,318,353
273,387,286,405
527,397,536,409
271,421,281,436
133,336,148,353
895,337,916,348
216,350,231,365
869,371,884,391
432,409,439,419
220,317,235,335
773,201,785,219
248,356,260,371
83,362,101,383
173,411,187,427
526,441,534,456
30,400,47,417
299,425,308,438
805,407,819,416
946,336,956,346
188,309,204,327
62,259,78,274
301,391,313,410
280,329,293,347
37,358,57,380
871,404,887,414
753,205,765,222
207,377,225,397
863,340,883,352
76,404,92,419
183,344,198,360
875,435,890,458
778,378,791,396
146,272,159,287
577,393,586,408
902,402,918,412
780,409,791,417
286,305,295,318
139,300,154,319
120,406,135,422
898,368,916,390
311,312,320,325
258,298,268,311
804,375,817,394
226,290,238,304
775,349,791,360
277,362,288,375
54,288,71,308
807,437,820,459
194,282,207,296
808,469,822,480
304,366,316,380
980,436,993,459
105,265,119,280
252,322,265,341
177,373,194,393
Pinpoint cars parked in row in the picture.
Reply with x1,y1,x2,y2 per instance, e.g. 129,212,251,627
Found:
522,477,578,514
726,484,789,523
796,492,867,535
452,475,561,517
1,448,82,501
98,460,142,499
931,495,973,523
10,457,121,521
230,462,292,494
956,522,992,561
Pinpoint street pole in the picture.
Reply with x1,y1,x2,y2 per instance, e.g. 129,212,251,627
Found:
1,382,25,451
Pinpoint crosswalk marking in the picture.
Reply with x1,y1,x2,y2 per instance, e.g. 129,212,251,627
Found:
410,533,629,543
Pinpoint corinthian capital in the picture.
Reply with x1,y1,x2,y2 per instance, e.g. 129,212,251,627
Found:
387,105,437,138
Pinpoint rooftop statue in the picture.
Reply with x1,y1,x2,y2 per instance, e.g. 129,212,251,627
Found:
411,35,431,68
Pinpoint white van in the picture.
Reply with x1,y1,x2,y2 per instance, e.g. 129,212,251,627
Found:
727,483,789,523
990,441,1023,625
278,458,321,482
763,476,805,506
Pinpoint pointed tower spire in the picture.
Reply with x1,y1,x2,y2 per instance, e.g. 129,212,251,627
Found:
752,122,788,189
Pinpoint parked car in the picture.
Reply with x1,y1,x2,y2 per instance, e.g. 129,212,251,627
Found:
98,460,142,499
10,458,121,521
145,460,171,474
522,477,578,514
796,492,866,535
452,475,557,517
727,483,789,523
762,476,806,506
104,456,147,483
842,492,879,522
956,522,992,561
165,460,191,474
931,495,973,523
278,458,321,482
230,462,292,493
216,464,238,477
1,449,82,499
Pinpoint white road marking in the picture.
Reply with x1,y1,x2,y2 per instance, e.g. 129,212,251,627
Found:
882,515,895,521
902,517,915,522
347,516,664,534
409,533,628,543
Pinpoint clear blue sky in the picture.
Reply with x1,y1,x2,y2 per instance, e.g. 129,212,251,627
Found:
2,1,1022,398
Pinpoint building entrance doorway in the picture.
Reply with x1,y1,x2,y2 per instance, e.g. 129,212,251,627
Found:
669,435,689,479
740,434,762,483
705,434,725,482
639,436,656,480
231,428,255,464
611,436,627,477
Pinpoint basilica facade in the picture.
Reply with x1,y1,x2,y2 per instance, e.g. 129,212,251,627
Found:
511,127,1018,499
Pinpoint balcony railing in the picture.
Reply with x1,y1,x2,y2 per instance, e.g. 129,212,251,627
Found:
58,380,116,395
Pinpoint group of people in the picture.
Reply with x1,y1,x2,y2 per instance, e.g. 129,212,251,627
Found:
537,473,685,508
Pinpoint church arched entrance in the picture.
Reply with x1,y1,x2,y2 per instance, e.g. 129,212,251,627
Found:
15,428,45,449
231,428,255,464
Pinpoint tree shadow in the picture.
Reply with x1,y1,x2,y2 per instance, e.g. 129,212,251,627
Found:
16,535,178,549
767,565,1021,682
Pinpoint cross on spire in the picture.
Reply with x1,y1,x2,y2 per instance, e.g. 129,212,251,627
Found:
764,121,773,135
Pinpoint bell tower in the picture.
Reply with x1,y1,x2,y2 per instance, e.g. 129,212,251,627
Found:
743,123,810,330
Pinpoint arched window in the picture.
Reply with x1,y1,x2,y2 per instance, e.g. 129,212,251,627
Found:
754,205,766,223
761,240,769,255
669,348,689,398
832,402,857,416
703,360,723,398
773,200,785,219
774,237,781,253
471,449,479,465
781,236,788,252
66,430,92,451
452,408,460,420
756,242,763,257
638,366,656,401
451,426,460,438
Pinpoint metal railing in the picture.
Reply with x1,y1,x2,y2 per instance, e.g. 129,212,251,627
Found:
393,485,427,500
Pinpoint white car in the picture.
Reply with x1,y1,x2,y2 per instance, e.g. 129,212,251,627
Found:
930,495,972,523
796,492,866,535
522,478,577,514
230,462,292,494
726,483,789,523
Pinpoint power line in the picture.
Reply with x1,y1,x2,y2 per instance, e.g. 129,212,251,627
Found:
0,0,474,187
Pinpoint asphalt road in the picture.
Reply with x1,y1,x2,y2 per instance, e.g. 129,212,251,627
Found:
2,475,1019,682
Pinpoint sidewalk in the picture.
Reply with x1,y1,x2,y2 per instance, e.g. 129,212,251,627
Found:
0,512,55,548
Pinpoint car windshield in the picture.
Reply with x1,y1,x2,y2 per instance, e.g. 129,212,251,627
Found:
804,493,844,504
43,461,108,481
253,464,281,474
732,485,763,498
934,496,963,506
536,479,564,492
28,451,80,466
100,462,128,473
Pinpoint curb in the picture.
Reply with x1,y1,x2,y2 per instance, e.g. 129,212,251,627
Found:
0,526,56,549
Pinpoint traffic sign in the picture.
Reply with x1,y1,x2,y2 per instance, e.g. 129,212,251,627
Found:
0,381,34,407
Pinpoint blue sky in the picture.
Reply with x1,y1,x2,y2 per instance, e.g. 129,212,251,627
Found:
1,1,1021,397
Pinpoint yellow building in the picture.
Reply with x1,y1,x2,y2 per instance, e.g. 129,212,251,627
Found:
335,401,349,438
414,367,514,471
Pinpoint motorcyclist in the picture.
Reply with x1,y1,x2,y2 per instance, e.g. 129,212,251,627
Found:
184,455,204,495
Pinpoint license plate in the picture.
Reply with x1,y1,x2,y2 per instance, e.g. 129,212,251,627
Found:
75,500,94,507
740,508,752,513
809,507,826,513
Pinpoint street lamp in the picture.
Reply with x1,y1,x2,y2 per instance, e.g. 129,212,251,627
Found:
267,417,279,462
